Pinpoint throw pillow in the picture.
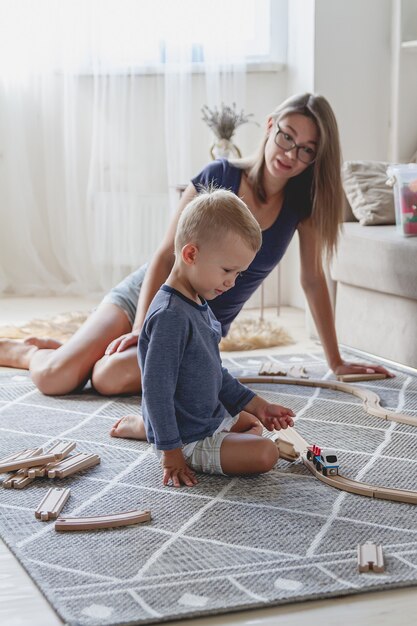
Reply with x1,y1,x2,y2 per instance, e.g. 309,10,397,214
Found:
342,160,395,226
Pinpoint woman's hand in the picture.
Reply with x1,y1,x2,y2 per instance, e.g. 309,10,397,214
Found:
105,332,140,355
333,360,394,378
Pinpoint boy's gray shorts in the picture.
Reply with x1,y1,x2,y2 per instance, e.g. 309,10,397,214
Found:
101,263,148,326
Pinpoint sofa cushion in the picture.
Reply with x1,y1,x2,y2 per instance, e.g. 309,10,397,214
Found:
331,223,417,300
342,161,395,225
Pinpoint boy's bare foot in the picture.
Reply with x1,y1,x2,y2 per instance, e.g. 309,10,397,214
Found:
24,337,63,349
110,415,147,440
0,338,41,370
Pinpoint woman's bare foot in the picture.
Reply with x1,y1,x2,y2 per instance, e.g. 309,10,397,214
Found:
0,339,40,369
24,336,63,349
110,414,147,440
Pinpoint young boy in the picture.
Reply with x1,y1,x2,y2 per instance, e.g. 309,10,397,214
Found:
139,189,295,487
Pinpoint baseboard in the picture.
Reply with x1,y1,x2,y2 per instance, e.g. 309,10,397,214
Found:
340,343,417,376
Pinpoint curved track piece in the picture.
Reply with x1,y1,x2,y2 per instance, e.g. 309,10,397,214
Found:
55,509,151,531
243,379,417,505
239,376,417,428
302,456,417,504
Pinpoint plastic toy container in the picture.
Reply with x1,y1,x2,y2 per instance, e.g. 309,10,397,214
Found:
387,164,417,236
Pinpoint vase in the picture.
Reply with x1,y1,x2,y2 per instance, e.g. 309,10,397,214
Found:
210,138,242,160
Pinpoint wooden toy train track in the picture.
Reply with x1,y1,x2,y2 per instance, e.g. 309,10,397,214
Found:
239,375,417,504
239,376,417,428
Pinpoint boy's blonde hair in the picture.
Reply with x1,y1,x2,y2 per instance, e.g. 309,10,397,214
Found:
175,188,262,254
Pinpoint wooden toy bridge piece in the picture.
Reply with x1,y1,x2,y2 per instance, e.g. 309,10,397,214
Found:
274,437,299,461
239,375,417,428
357,541,385,572
55,509,151,532
35,487,71,521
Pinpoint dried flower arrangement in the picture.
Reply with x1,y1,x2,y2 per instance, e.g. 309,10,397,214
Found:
201,102,256,140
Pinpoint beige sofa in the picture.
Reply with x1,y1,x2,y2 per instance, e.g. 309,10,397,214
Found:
330,161,417,369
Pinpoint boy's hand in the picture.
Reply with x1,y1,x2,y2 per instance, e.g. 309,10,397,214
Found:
162,448,198,487
261,403,295,431
244,396,295,432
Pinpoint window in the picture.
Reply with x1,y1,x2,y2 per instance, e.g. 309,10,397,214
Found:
0,0,287,77
71,0,287,72
88,0,287,69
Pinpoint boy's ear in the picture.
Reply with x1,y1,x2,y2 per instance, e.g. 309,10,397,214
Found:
181,243,198,265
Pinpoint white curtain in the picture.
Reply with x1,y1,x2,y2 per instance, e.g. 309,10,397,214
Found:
0,0,248,296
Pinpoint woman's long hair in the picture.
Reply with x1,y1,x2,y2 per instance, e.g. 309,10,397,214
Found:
233,93,344,259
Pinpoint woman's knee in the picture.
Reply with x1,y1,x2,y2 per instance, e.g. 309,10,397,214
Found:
31,361,86,396
91,354,141,396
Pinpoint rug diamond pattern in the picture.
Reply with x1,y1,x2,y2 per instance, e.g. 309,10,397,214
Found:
1,350,417,626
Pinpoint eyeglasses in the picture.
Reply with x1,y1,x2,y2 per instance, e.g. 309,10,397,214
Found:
274,123,317,165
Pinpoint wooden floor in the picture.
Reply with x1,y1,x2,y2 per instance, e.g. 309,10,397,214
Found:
1,296,417,626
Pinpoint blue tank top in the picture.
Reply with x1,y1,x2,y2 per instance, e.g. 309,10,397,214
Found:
191,158,313,336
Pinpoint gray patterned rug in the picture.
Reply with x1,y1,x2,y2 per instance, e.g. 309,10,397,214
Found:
1,350,417,626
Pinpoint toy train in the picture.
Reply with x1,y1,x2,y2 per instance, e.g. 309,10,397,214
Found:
306,444,339,476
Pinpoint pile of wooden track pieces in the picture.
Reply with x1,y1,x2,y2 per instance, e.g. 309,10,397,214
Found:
1,444,152,532
0,442,100,489
258,362,309,378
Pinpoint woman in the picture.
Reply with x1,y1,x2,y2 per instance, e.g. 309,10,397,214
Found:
0,93,390,413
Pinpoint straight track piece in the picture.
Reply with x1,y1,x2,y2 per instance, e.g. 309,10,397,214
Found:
3,472,36,489
337,373,387,383
0,447,43,466
35,487,71,521
47,441,76,460
0,453,59,474
357,541,385,572
28,464,54,478
55,509,151,531
28,442,77,478
47,453,100,478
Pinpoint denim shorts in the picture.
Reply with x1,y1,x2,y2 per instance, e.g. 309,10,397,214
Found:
101,263,148,326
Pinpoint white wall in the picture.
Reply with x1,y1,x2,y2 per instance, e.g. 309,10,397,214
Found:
274,0,393,314
0,2,394,303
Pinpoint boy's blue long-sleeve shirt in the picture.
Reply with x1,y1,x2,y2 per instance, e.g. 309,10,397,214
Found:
138,285,255,451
